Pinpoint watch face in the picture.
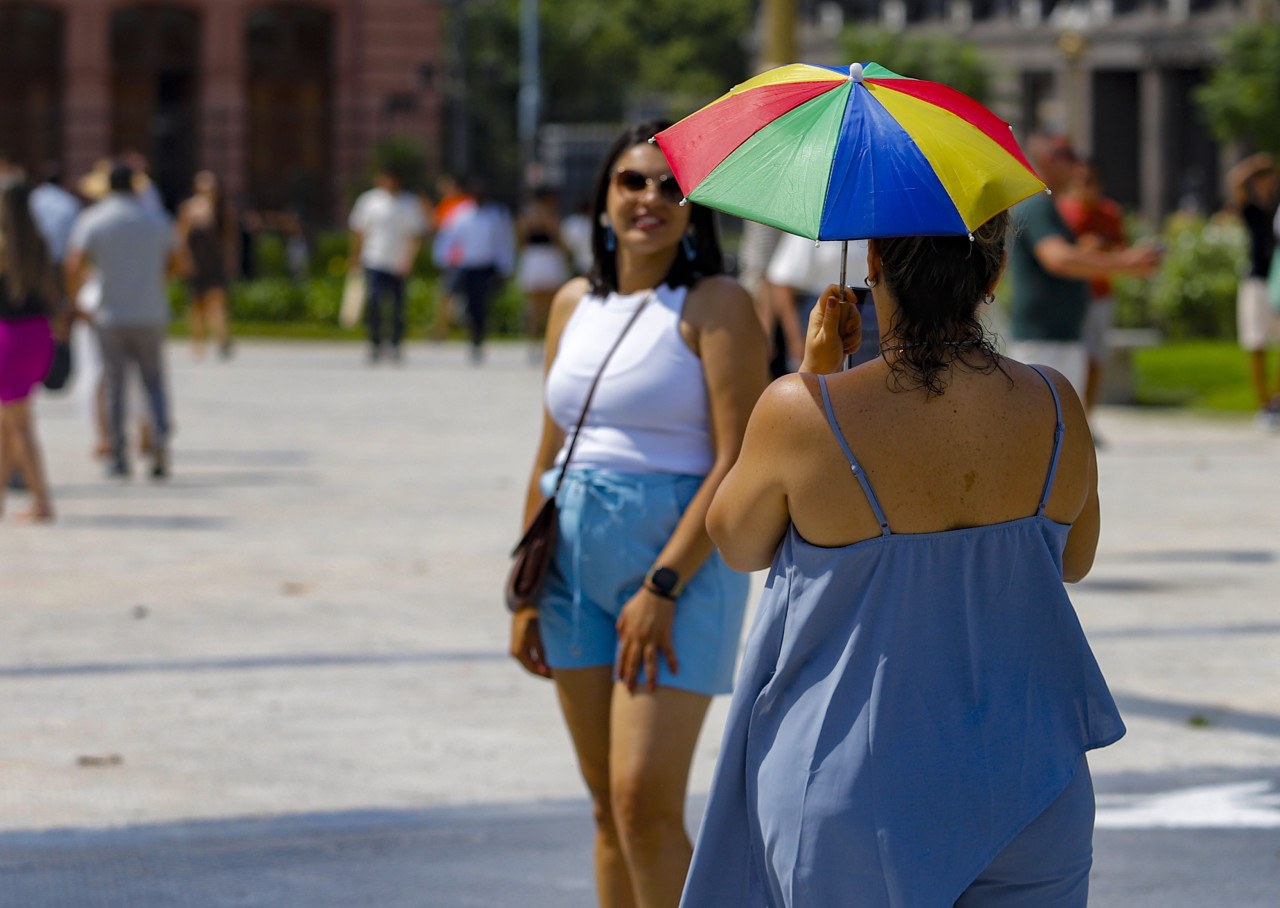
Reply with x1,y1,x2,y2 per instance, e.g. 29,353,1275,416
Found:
650,567,680,594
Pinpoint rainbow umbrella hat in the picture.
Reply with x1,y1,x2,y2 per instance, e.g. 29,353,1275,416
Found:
654,62,1045,241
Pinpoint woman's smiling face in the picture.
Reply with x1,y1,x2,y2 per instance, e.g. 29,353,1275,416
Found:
605,143,690,257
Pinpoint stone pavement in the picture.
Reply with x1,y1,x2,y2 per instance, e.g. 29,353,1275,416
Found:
1,340,1278,906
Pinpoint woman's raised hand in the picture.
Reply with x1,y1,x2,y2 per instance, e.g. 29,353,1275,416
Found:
799,284,862,375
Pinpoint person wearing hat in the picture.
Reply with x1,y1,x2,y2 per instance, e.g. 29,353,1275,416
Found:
65,162,178,479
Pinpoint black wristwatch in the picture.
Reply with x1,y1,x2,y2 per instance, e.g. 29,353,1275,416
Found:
645,566,684,600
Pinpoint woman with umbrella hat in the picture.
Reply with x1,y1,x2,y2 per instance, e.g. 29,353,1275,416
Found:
662,64,1125,908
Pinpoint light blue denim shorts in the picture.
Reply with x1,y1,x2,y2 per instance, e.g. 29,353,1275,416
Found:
537,468,750,696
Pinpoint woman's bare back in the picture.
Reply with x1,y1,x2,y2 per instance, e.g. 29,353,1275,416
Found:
785,357,1095,549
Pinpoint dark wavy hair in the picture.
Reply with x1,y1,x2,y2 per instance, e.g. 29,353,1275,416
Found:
587,119,724,295
871,211,1011,396
0,178,52,307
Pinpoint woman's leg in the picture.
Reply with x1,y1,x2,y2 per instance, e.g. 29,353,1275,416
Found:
610,684,711,908
555,666,638,908
189,295,208,359
0,400,53,519
205,287,231,356
525,288,555,340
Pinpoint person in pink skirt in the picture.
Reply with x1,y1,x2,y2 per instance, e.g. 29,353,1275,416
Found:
0,179,57,521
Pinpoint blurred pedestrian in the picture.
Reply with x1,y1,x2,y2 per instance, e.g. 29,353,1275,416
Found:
29,161,82,275
0,179,58,521
348,163,427,363
65,162,177,479
437,177,514,363
1057,158,1127,415
509,120,769,908
766,233,875,372
735,220,786,377
1008,134,1158,400
515,184,570,355
1226,153,1280,429
559,195,594,277
176,170,237,360
427,174,475,340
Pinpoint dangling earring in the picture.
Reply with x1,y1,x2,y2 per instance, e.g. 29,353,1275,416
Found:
983,292,995,305
865,276,877,288
682,233,697,262
604,225,616,251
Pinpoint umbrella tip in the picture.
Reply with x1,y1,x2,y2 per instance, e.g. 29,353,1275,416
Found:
849,62,864,83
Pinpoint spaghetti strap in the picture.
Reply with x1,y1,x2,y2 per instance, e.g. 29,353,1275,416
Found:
1029,366,1066,517
817,375,891,536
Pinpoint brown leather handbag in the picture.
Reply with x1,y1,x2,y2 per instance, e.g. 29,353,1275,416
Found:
505,293,653,613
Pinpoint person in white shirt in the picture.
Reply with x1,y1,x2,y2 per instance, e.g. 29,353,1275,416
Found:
29,162,82,270
767,233,875,372
435,177,515,363
348,165,427,363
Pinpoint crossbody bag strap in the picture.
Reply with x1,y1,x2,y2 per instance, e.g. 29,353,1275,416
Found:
551,290,654,497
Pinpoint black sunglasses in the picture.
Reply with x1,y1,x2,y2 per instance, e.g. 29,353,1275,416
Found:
613,168,684,204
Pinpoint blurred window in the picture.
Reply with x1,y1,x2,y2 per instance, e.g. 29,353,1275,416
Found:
246,4,334,223
0,3,63,176
111,4,201,209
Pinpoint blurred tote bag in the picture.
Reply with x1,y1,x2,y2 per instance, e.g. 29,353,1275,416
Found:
340,267,365,328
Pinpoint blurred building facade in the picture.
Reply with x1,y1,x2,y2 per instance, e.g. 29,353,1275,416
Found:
801,0,1269,221
0,0,442,219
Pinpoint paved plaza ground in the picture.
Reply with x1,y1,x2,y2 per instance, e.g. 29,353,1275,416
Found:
1,339,1278,906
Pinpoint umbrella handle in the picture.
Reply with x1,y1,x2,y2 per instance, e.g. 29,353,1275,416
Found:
839,240,847,298
839,240,849,372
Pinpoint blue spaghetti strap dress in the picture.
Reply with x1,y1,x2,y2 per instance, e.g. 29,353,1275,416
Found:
679,367,1125,908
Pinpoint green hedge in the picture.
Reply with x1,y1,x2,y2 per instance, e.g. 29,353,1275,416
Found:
1112,213,1248,340
169,271,526,339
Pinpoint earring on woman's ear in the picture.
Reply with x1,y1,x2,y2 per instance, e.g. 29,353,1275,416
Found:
983,292,995,305
682,233,696,262
604,225,616,251
865,276,877,288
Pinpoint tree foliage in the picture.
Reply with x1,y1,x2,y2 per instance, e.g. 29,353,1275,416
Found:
445,0,752,195
837,29,991,102
1194,23,1280,155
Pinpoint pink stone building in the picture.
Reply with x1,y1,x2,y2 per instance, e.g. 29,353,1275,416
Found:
0,0,443,221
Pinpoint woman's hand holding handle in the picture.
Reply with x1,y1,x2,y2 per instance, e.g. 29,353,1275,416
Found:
799,284,862,375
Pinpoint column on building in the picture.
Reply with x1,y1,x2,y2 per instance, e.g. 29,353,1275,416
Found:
333,0,366,222
64,3,111,184
1140,68,1169,225
201,0,248,208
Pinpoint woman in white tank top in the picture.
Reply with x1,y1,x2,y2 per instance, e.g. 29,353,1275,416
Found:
510,121,770,908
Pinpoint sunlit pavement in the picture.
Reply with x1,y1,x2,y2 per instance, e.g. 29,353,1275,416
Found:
1,340,1277,906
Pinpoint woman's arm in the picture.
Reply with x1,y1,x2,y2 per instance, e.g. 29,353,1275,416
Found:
1042,366,1101,583
706,377,804,572
710,285,861,570
510,277,588,679
615,276,770,691
519,277,588,526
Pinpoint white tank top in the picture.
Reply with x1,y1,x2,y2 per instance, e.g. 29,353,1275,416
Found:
545,283,711,476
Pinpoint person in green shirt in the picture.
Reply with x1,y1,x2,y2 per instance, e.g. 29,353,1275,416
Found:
1007,134,1159,399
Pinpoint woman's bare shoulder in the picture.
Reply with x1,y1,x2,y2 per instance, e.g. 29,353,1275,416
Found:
683,275,753,319
748,373,832,441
